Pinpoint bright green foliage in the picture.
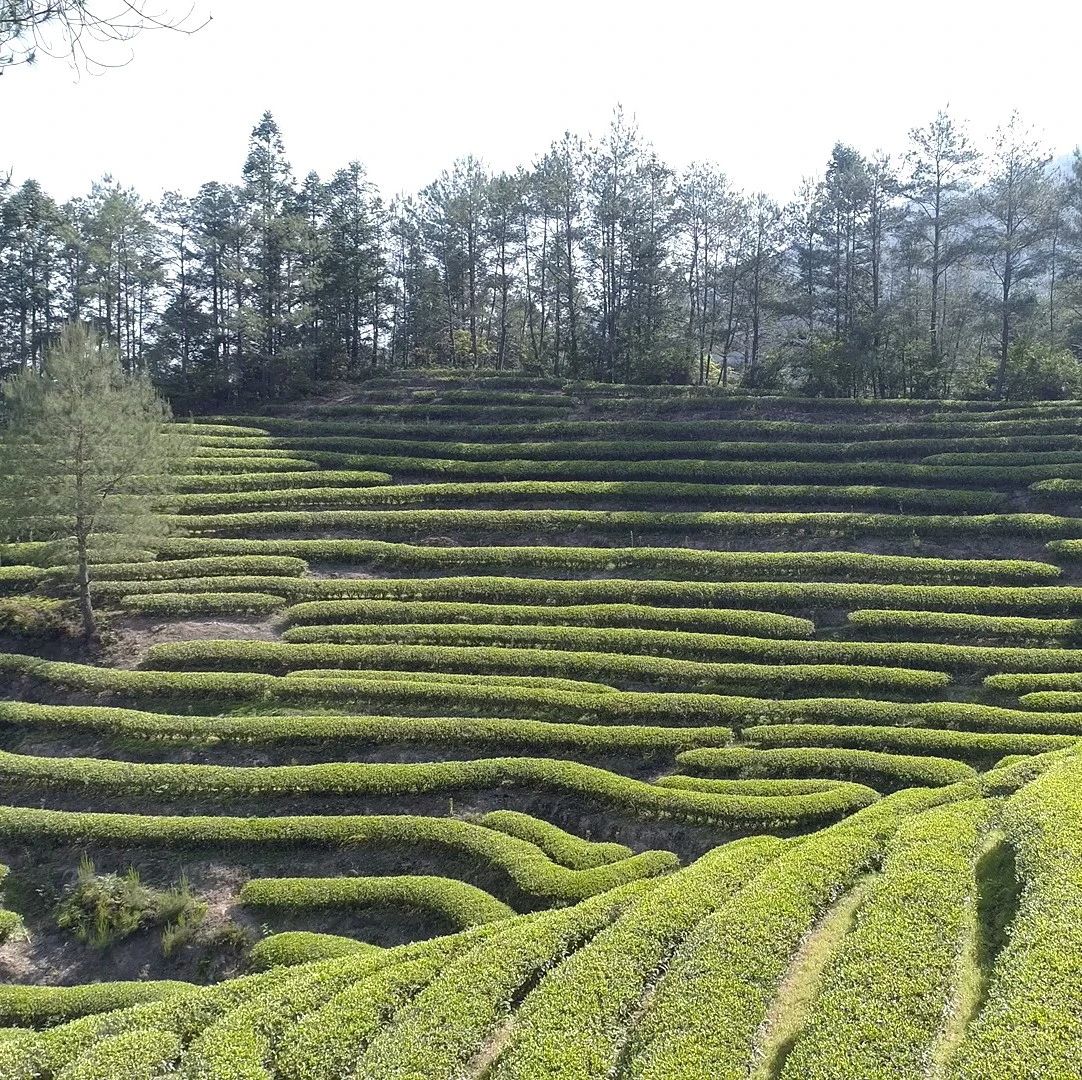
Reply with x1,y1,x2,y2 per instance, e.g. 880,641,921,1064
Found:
283,598,815,639
146,539,1063,584
248,932,379,970
240,875,514,929
0,323,185,637
55,1028,182,1080
778,799,992,1079
742,724,1077,760
0,749,878,829
118,591,287,615
676,745,975,789
944,755,1082,1078
0,805,680,904
141,639,953,695
491,837,783,1080
848,608,1082,643
621,787,969,1080
347,880,652,1078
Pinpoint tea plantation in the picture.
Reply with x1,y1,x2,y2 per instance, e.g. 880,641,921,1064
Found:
1,373,1082,1078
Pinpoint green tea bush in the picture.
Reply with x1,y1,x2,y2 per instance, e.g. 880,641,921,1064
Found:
778,799,992,1080
240,875,514,929
163,507,1082,541
474,810,631,868
622,785,970,1079
944,755,1082,1078
0,750,878,829
143,639,952,694
742,723,1077,759
675,745,974,789
0,700,735,757
247,931,377,970
489,837,784,1080
117,591,287,616
283,599,816,640
275,620,1082,675
848,608,1082,643
0,804,679,905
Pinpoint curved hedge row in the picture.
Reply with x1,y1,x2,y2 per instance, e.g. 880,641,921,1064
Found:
187,424,1082,461
621,784,970,1079
474,810,631,869
675,745,975,789
157,509,1082,543
117,591,287,616
247,931,377,970
46,554,308,582
283,600,816,640
174,469,395,493
490,837,784,1080
259,448,1082,487
149,539,1064,586
274,620,1082,675
741,723,1078,760
779,798,992,1080
142,640,953,695
0,653,746,724
0,980,195,1028
926,450,1082,466
944,754,1082,1078
177,455,319,473
281,667,620,695
168,478,1008,514
6,656,1080,733
239,875,515,929
1031,478,1082,498
654,776,855,797
0,750,879,829
0,566,44,593
0,700,735,757
0,804,679,905
336,882,651,1080
848,608,1082,643
137,570,1082,615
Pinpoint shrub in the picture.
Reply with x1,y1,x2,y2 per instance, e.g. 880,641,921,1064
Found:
282,599,815,641
0,749,878,830
778,799,992,1080
489,837,784,1080
167,478,1009,514
848,608,1082,643
675,745,975,789
0,700,736,757
118,592,287,616
0,804,680,905
129,568,1082,616
741,723,1077,760
0,598,77,638
943,755,1082,1078
621,785,973,1079
55,857,207,952
142,639,952,695
273,620,1082,676
474,810,631,869
240,875,515,929
247,931,378,970
163,506,1082,540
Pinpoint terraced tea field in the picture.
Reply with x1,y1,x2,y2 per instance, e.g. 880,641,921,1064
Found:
2,374,1082,1078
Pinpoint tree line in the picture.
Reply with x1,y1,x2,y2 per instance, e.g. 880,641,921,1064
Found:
3,106,1082,403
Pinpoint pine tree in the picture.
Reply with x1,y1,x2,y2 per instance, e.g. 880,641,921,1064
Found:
0,322,182,639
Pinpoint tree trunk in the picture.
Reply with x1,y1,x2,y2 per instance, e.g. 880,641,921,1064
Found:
74,526,98,641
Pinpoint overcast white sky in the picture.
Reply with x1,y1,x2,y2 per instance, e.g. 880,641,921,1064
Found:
3,0,1081,203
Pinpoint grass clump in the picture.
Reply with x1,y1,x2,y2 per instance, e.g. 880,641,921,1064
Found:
55,857,206,954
